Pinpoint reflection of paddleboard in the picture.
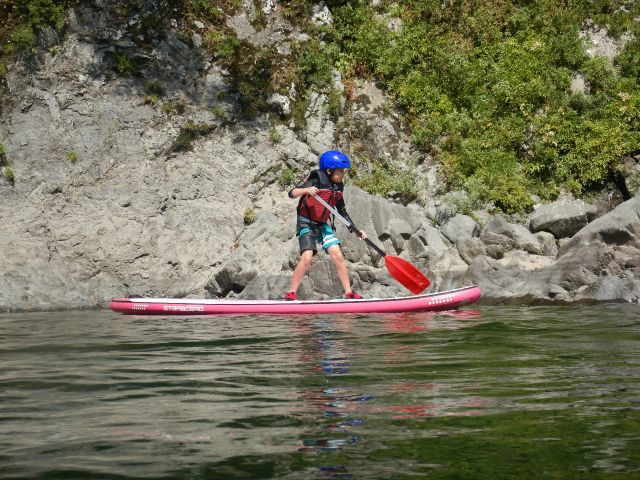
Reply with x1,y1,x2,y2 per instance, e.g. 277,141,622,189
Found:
109,286,481,315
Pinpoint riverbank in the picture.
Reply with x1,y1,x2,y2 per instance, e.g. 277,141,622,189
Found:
1,1,639,312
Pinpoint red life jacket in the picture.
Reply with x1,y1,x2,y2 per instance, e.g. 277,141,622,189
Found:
297,170,344,223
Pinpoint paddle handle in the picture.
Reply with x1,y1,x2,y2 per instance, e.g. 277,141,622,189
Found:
364,238,386,257
312,194,387,257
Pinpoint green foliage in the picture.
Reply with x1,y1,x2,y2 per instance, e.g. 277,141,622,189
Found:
145,80,165,96
159,101,187,115
171,120,215,152
296,39,336,90
269,127,282,143
4,167,15,185
243,207,257,225
350,159,420,205
617,28,640,79
224,41,281,118
290,94,309,131
278,166,298,188
204,29,241,60
581,56,617,93
26,0,65,30
189,0,241,21
326,0,640,212
251,1,267,31
66,151,78,162
326,88,342,121
211,105,226,119
278,0,311,24
10,25,36,50
115,54,138,75
143,95,158,106
1,0,66,63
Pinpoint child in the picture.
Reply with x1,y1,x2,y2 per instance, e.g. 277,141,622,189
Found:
285,150,367,301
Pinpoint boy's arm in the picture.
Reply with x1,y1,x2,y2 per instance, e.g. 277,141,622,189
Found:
336,198,367,239
288,172,318,198
335,197,356,230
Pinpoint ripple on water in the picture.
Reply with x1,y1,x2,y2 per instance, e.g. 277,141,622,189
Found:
1,305,640,479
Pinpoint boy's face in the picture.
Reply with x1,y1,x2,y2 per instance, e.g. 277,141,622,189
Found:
330,168,345,183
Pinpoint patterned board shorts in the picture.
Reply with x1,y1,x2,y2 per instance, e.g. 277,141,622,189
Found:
297,221,340,255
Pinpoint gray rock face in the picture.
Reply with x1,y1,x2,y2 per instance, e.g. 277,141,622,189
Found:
483,217,546,255
465,195,640,304
0,2,638,311
311,2,333,26
441,214,479,243
456,238,486,265
528,199,597,238
304,92,336,154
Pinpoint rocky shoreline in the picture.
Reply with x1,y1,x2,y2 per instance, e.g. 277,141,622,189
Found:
1,1,639,312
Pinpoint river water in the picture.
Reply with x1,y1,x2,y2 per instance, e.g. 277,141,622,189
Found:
1,305,639,479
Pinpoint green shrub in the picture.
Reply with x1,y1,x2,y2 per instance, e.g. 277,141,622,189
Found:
143,95,158,106
66,151,78,162
171,120,215,152
278,166,298,188
326,88,342,121
10,24,35,50
243,207,257,225
211,105,226,119
296,39,336,90
225,41,276,118
251,1,267,31
326,0,640,212
351,159,420,205
4,167,15,185
581,56,617,94
617,32,640,79
189,0,241,21
278,0,311,24
115,54,138,75
26,0,65,30
145,80,165,96
291,94,309,131
269,127,282,143
204,29,241,60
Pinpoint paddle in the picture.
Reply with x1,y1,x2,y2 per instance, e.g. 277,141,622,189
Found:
313,194,430,294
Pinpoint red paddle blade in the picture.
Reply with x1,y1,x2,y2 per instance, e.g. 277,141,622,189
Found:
384,255,430,294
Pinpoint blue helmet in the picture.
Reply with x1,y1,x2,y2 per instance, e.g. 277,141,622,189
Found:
319,150,351,170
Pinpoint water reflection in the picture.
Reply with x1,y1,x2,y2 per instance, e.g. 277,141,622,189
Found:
293,317,370,478
382,309,482,333
293,309,483,477
379,309,486,421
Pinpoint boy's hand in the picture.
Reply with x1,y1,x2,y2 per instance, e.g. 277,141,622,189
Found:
306,186,319,195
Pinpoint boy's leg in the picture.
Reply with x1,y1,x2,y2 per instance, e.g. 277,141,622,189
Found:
326,244,353,294
288,250,314,293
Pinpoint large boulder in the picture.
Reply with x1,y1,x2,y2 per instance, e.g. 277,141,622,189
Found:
441,214,479,243
456,238,487,264
528,199,597,238
483,216,547,255
464,195,640,303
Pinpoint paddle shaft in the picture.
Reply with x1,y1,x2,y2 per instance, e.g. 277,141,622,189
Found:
311,192,431,294
312,194,386,257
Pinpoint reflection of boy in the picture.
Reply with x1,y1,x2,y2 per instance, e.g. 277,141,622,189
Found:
285,151,367,301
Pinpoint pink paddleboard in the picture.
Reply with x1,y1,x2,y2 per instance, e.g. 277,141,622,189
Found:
109,286,481,315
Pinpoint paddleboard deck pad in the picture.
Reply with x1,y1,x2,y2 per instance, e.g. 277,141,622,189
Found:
110,286,481,315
